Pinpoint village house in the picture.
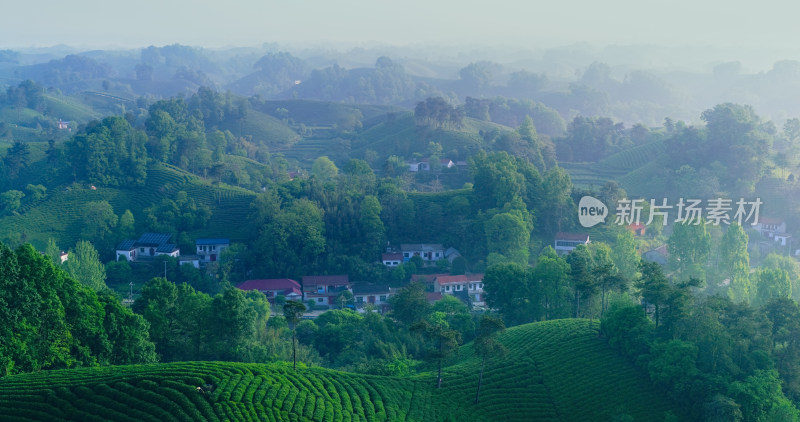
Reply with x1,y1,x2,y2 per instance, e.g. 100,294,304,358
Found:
434,274,485,306
116,233,179,262
554,232,590,255
381,252,403,267
302,275,351,309
352,284,392,312
178,255,201,269
408,158,455,172
237,278,303,305
755,217,786,238
411,273,450,289
195,238,230,263
401,244,445,263
643,245,668,266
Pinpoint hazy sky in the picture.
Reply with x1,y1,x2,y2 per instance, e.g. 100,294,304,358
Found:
2,0,798,50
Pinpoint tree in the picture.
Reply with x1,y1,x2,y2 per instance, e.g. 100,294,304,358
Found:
210,288,258,361
311,156,339,181
0,190,24,213
118,209,135,241
474,315,506,403
532,247,571,320
412,312,461,388
63,241,106,291
283,300,306,370
636,261,671,329
389,282,430,326
567,244,595,318
24,184,46,201
612,230,640,280
764,298,800,403
720,223,751,302
484,211,530,265
667,220,711,281
97,290,157,365
359,196,385,261
45,238,62,266
483,262,533,326
593,262,626,318
4,141,31,179
81,201,118,246
754,268,792,307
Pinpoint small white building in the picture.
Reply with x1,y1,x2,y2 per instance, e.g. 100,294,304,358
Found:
195,238,229,263
116,233,179,262
554,232,590,255
382,253,403,267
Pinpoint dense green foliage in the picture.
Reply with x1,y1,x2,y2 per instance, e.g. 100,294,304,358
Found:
0,242,155,376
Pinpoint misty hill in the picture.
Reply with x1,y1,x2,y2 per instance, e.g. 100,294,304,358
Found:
0,319,682,421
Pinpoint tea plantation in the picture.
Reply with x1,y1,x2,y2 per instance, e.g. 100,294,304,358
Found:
0,319,682,421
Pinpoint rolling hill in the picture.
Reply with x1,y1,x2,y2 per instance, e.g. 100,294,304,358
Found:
0,162,256,251
0,319,682,421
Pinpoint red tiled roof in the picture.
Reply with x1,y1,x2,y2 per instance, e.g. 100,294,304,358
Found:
426,292,443,302
435,275,468,284
759,217,784,225
302,275,350,286
237,278,301,291
466,274,484,282
382,253,403,261
284,287,302,296
411,273,449,283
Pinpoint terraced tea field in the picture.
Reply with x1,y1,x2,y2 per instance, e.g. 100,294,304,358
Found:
0,319,682,421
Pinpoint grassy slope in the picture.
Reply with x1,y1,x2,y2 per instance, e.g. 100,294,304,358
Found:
561,140,667,193
0,163,256,250
351,113,512,160
219,109,300,150
0,319,682,421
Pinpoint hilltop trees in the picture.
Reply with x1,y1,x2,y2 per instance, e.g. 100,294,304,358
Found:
414,97,464,129
68,116,148,187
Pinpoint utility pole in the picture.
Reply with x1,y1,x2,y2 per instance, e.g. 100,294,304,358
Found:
164,261,167,280
129,281,133,302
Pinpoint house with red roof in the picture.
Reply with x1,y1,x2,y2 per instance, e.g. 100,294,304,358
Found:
302,275,351,309
434,274,485,306
237,279,302,304
754,217,786,239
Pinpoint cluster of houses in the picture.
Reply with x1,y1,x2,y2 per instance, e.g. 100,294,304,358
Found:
234,271,486,313
115,233,230,268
